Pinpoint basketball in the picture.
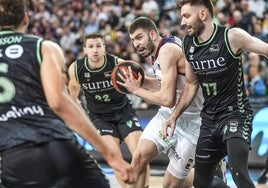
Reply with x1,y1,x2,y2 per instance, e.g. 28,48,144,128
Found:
111,62,145,94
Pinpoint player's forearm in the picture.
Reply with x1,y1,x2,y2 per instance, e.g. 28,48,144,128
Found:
171,83,198,119
141,76,159,90
132,87,176,107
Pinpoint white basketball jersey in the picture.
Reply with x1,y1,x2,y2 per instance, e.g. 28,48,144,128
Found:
152,56,204,144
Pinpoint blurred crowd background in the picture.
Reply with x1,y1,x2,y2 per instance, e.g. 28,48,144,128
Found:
26,0,268,109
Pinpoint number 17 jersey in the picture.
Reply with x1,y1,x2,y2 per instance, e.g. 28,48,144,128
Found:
183,24,252,120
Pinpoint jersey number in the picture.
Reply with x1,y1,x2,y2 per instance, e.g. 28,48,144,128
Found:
0,77,16,103
95,94,111,102
202,82,217,96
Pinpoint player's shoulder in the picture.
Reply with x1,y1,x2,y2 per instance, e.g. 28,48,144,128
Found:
160,39,182,55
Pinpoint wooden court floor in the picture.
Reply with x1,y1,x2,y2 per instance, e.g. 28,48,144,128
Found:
103,166,268,188
107,175,268,188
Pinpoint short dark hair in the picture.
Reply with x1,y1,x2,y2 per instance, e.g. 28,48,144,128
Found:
83,33,104,46
0,0,26,28
128,16,158,35
179,0,214,18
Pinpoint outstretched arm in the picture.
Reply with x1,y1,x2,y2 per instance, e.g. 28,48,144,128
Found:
228,27,268,57
162,60,200,139
40,40,136,184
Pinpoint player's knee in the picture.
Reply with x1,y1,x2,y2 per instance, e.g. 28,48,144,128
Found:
132,149,147,171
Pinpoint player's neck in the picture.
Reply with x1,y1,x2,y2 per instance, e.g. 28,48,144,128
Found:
153,36,163,56
87,56,104,69
197,22,215,43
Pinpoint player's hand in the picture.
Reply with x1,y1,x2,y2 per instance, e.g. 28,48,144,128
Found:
117,66,143,93
162,116,176,139
108,159,137,184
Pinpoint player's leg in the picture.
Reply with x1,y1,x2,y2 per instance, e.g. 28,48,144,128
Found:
2,139,110,188
127,138,158,188
101,134,126,188
184,164,230,188
184,168,195,188
124,130,151,188
211,159,230,188
193,161,218,188
125,111,169,188
163,136,195,188
223,112,255,188
118,108,151,188
193,119,222,188
226,137,255,188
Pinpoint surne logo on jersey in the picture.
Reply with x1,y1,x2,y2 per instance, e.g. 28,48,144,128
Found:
189,57,226,71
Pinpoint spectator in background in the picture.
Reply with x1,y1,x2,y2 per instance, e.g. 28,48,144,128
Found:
232,10,246,29
33,0,51,20
248,0,266,19
60,25,79,56
141,0,159,17
215,12,229,26
99,19,112,36
253,22,268,42
240,0,257,35
84,16,99,34
246,64,267,96
247,52,267,82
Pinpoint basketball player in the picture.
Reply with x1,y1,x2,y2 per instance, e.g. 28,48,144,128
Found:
116,16,204,188
0,1,136,187
68,33,150,188
162,0,268,187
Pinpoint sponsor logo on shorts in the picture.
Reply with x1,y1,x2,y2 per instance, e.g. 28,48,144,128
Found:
158,131,173,147
229,121,238,133
185,158,194,169
170,146,181,161
133,117,141,127
126,120,133,128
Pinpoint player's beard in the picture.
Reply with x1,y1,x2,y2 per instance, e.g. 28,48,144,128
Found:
189,17,205,37
143,35,155,58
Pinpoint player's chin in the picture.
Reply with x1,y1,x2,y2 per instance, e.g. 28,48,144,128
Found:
137,50,148,57
187,29,194,36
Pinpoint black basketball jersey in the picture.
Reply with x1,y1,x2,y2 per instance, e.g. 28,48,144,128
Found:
0,31,73,151
74,54,129,115
183,24,252,120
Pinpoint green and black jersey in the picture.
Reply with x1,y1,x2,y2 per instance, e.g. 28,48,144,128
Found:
183,24,252,120
0,30,73,151
74,54,129,115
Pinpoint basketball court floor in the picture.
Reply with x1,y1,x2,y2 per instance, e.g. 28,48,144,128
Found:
102,164,268,188
79,106,268,188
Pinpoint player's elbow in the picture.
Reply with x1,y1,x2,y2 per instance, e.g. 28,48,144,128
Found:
162,98,176,108
47,93,67,113
48,100,65,113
